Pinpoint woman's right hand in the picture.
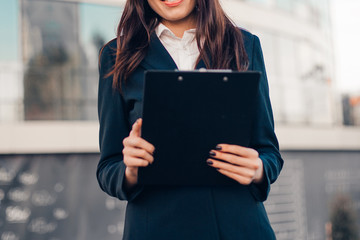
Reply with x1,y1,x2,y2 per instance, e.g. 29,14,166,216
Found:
122,118,155,189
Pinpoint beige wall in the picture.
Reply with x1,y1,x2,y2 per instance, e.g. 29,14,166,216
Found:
0,123,359,154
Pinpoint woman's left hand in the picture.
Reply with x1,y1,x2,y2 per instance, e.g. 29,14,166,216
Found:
207,144,264,185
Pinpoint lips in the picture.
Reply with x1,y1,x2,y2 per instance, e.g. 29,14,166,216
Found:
161,0,183,7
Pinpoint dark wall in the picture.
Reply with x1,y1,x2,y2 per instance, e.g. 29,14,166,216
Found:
267,151,360,240
0,151,359,240
0,154,125,240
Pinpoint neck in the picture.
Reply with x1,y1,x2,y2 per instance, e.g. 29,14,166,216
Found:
161,12,196,38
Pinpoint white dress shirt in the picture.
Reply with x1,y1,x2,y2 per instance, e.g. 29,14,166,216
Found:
155,23,200,70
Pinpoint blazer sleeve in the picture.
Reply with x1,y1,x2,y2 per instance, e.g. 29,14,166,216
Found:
248,35,284,202
96,43,143,201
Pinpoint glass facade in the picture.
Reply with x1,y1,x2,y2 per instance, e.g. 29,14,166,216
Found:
0,0,121,121
256,31,333,125
245,0,332,33
233,0,335,125
0,0,338,126
0,0,22,122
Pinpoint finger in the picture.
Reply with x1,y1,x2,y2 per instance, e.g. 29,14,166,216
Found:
209,150,260,169
137,118,142,136
124,156,150,167
123,147,154,164
207,159,256,179
216,168,253,185
215,144,259,158
129,118,142,137
123,137,155,154
125,166,138,178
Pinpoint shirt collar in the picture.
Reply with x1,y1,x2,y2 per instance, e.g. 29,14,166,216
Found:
155,22,196,40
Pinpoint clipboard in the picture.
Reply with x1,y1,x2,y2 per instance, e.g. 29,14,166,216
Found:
138,70,261,186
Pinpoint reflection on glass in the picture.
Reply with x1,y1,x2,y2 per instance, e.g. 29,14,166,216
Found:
1,231,20,240
0,0,121,121
6,206,31,223
21,1,121,120
8,188,31,202
27,217,57,234
53,208,69,220
31,190,56,206
245,0,331,33
0,0,337,126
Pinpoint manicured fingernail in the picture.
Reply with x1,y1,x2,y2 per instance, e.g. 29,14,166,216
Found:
209,151,216,157
206,159,213,165
215,145,222,150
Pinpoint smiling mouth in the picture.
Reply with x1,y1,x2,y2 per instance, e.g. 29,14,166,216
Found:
161,0,183,7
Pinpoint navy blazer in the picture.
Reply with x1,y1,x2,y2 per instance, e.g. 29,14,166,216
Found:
97,29,284,240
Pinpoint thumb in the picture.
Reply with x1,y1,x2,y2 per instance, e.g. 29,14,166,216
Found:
130,118,142,137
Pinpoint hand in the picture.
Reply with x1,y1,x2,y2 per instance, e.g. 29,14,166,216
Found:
206,144,264,185
122,118,155,189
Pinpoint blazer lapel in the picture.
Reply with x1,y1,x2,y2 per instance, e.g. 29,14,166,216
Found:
140,32,209,70
140,33,178,70
195,59,206,70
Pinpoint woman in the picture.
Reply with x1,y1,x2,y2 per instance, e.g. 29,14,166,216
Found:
97,0,283,239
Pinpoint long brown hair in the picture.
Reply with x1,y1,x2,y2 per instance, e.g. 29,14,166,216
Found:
102,0,249,90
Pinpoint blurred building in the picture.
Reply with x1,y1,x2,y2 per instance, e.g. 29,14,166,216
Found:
225,0,337,126
0,0,359,240
21,0,100,121
1,0,339,125
342,95,360,125
0,0,118,122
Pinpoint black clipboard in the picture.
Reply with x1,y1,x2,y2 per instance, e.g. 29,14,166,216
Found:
138,70,261,186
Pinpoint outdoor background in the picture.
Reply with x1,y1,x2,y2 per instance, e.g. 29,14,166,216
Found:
0,0,359,239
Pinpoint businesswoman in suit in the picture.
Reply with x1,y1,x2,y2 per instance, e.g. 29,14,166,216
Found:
97,0,283,239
